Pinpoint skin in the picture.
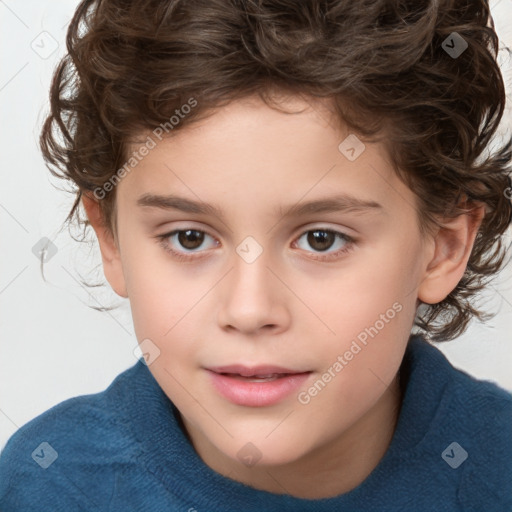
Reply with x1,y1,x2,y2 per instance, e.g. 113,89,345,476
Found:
82,94,484,499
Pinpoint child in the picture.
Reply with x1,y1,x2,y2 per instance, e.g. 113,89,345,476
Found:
1,0,511,510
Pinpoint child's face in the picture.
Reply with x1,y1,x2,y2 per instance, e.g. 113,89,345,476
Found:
110,95,433,468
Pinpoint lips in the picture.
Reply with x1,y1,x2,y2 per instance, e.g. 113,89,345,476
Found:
205,364,313,407
207,364,307,377
221,373,283,382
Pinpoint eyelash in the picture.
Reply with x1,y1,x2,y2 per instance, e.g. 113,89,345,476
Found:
156,227,356,262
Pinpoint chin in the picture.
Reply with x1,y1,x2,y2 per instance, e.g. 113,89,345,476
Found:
218,435,310,468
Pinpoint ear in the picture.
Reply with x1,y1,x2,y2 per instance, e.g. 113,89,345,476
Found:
81,193,128,298
418,203,486,305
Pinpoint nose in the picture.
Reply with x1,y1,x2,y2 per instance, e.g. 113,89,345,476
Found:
216,245,290,335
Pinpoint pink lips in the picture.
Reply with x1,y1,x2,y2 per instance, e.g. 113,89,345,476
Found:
206,364,312,407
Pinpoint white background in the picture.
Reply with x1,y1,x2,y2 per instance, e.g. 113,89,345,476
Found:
1,0,511,451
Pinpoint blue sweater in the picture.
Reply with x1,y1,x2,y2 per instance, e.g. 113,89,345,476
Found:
0,335,511,511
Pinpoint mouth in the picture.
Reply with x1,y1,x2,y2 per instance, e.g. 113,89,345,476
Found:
205,364,313,407
216,373,297,382
207,364,310,377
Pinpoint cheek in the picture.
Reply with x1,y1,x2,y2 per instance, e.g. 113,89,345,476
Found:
301,246,418,394
304,295,408,422
306,254,414,344
121,239,194,334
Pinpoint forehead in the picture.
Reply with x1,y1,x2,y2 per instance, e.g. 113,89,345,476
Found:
129,94,342,157
117,95,415,220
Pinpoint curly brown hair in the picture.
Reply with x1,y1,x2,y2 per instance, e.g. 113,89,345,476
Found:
40,0,512,342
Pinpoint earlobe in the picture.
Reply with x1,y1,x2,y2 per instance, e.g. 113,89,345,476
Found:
81,193,128,299
418,204,485,305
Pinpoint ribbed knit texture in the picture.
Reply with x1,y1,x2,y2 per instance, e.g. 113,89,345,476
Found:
1,334,511,511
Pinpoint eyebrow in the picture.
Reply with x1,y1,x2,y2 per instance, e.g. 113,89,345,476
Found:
136,193,383,219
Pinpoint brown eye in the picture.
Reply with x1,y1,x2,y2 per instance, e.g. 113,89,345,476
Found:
294,228,355,261
157,228,218,260
157,226,355,263
177,230,205,250
306,230,336,252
